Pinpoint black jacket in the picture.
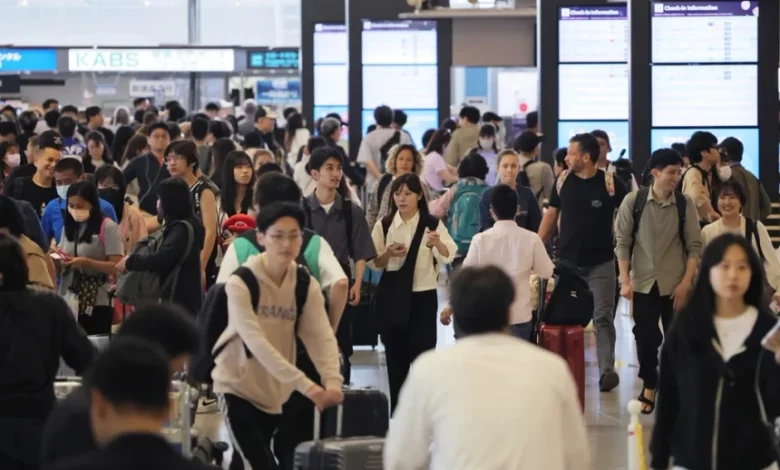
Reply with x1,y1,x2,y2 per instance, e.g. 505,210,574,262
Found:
126,217,205,316
0,289,96,420
44,433,215,470
41,386,94,465
651,309,780,470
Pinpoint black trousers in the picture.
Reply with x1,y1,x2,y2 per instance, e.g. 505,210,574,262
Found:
0,417,45,470
336,303,354,385
78,305,113,336
274,350,320,470
221,394,281,470
381,289,438,413
632,283,674,390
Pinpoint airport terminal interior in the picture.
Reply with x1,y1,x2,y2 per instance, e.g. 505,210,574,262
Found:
0,0,779,469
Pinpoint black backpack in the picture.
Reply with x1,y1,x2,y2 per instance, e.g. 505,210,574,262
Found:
375,173,393,205
379,131,401,169
745,218,767,263
189,265,311,383
543,262,594,327
612,157,635,192
631,186,687,257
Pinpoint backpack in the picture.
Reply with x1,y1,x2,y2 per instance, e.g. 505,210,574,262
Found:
745,218,767,263
631,187,687,257
611,158,635,192
543,262,594,327
556,169,615,198
375,173,393,205
379,131,401,169
676,164,710,194
446,180,488,255
518,160,544,200
114,221,194,305
233,228,321,282
189,264,311,384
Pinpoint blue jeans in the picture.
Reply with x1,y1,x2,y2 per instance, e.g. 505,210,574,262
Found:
510,322,533,341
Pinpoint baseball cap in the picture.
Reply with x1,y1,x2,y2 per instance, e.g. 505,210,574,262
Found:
719,137,744,161
325,112,349,127
222,213,256,235
37,130,63,151
513,130,544,153
255,106,278,121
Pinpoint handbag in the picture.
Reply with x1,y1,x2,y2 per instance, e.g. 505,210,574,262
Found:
754,351,780,464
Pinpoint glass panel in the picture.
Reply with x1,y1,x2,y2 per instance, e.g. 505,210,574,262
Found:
198,0,300,47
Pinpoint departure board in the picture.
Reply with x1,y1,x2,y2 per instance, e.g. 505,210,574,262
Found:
559,63,629,121
314,23,348,110
652,1,758,64
559,6,628,63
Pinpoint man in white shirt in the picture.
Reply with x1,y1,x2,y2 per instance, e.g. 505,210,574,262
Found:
356,105,412,187
385,265,589,470
442,183,554,341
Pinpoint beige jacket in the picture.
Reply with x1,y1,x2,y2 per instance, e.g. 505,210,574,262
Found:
445,124,480,167
20,235,53,289
212,253,343,414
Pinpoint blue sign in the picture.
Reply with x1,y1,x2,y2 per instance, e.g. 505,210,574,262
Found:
558,121,630,161
248,49,299,70
651,127,759,177
256,78,301,103
0,49,57,72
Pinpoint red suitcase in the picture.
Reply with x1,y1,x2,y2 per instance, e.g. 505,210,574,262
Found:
538,324,585,412
533,278,586,412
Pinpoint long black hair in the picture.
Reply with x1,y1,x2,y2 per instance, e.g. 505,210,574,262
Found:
386,173,431,221
672,233,769,350
284,112,305,152
94,165,128,222
63,181,105,244
112,125,135,164
209,137,237,186
221,151,255,217
0,232,28,291
84,131,114,173
0,194,25,236
424,128,451,156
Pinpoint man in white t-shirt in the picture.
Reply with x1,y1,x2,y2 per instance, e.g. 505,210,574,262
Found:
592,129,638,191
385,265,589,470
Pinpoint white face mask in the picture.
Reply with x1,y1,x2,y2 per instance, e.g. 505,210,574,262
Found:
479,138,494,149
718,165,732,182
68,208,90,223
5,153,20,168
57,184,71,200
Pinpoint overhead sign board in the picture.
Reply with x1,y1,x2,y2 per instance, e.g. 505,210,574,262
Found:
0,49,57,72
247,49,299,71
68,49,235,72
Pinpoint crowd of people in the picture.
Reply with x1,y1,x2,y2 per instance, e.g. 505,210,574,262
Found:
0,96,779,470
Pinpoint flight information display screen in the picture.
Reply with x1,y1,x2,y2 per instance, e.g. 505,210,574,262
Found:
314,23,348,110
361,20,438,136
559,6,628,63
652,1,758,64
559,63,629,121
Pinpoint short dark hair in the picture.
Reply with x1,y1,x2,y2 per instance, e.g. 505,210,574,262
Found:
205,102,220,112
209,120,230,140
243,131,263,149
482,111,501,123
166,140,198,172
526,111,538,129
254,172,302,209
43,99,59,109
648,148,684,171
554,147,568,169
458,151,489,180
451,266,514,336
718,179,746,207
44,110,61,128
18,110,38,133
85,106,101,121
686,131,717,164
374,105,393,127
146,121,170,138
57,116,77,138
0,195,25,236
490,184,518,220
393,110,408,127
720,137,744,163
116,303,200,359
191,117,210,140
86,338,171,413
168,105,186,124
54,157,85,176
308,146,342,172
257,162,283,176
569,133,600,164
255,202,305,233
591,129,611,151
0,232,28,290
167,122,181,141
0,121,16,137
133,98,147,108
158,178,194,221
671,142,687,158
61,105,78,116
459,106,480,124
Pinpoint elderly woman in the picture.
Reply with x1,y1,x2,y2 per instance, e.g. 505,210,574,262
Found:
366,143,431,229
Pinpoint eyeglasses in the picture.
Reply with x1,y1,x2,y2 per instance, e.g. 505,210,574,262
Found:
267,232,302,243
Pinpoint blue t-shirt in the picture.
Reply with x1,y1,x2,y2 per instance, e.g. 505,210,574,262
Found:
62,137,86,158
41,198,118,247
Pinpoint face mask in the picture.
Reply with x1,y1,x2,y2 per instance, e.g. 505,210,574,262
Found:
5,153,20,168
717,166,732,182
56,184,71,200
98,188,123,205
68,208,90,223
479,138,494,149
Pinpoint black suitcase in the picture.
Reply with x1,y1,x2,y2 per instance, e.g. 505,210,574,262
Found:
320,387,389,439
351,271,379,348
294,405,385,470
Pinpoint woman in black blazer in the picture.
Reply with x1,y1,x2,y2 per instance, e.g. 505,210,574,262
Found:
651,233,780,470
117,178,204,316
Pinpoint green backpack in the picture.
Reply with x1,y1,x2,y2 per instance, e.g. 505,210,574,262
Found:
232,228,321,282
446,180,488,256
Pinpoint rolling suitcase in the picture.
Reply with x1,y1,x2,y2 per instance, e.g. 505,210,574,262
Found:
321,387,389,439
352,270,379,348
294,405,385,470
534,278,586,412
